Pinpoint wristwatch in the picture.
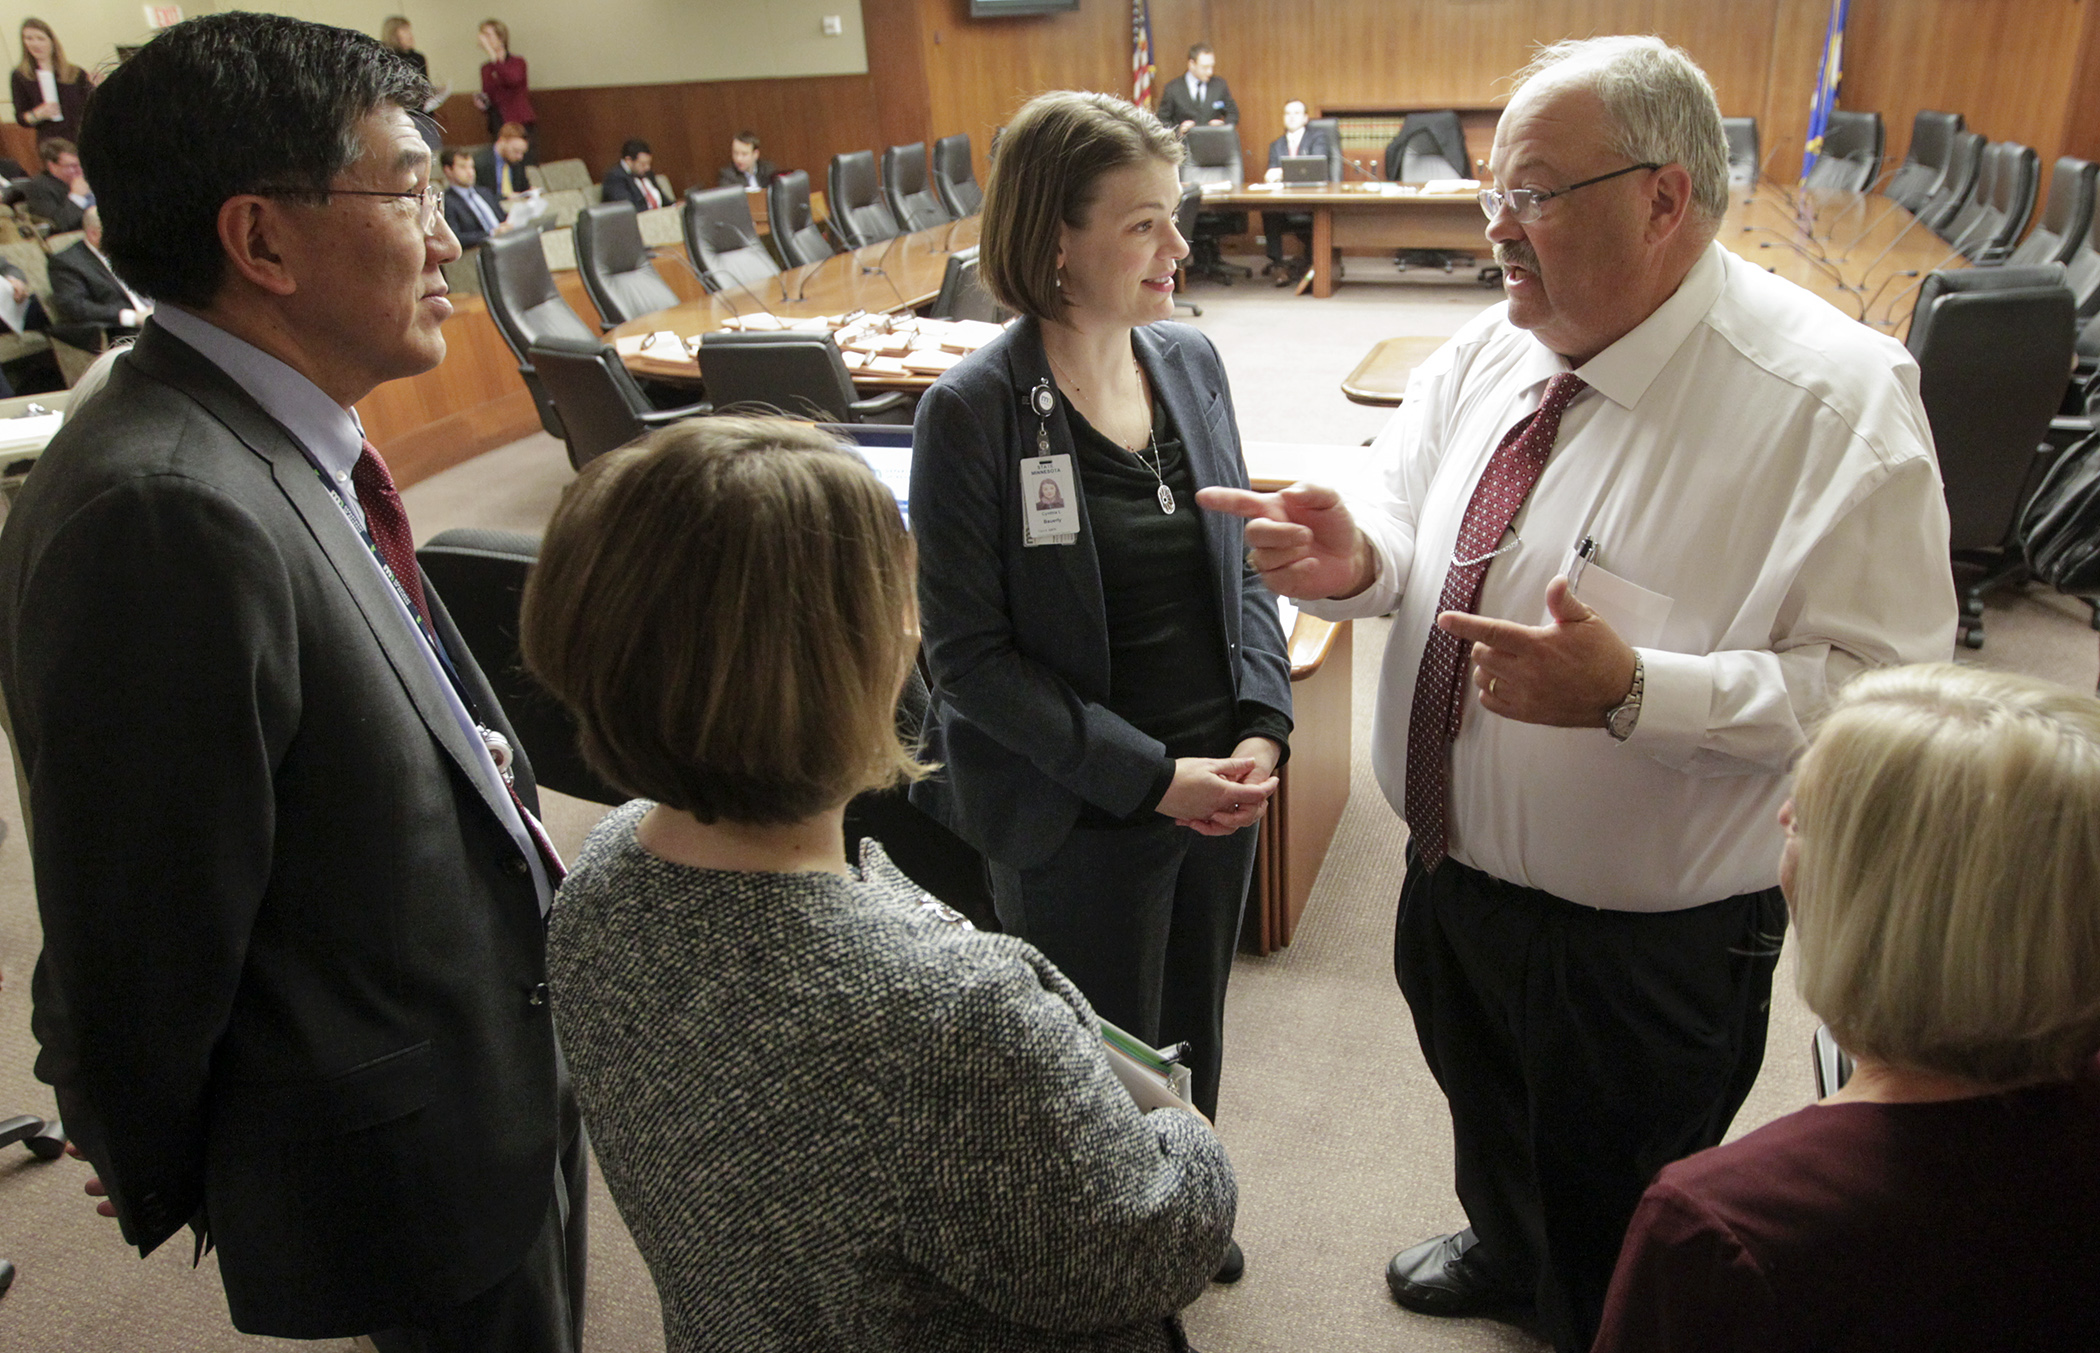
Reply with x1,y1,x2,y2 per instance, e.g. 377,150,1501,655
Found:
1605,653,1645,742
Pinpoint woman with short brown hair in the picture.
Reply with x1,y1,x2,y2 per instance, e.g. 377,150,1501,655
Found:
524,416,1236,1353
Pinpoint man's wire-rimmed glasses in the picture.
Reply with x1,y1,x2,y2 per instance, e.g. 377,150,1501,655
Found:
1477,163,1662,224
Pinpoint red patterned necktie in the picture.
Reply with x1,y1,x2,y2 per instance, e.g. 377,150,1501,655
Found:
352,440,566,884
1403,372,1588,869
351,440,431,626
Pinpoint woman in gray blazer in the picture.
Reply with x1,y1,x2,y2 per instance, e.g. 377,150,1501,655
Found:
524,418,1236,1353
909,93,1291,1281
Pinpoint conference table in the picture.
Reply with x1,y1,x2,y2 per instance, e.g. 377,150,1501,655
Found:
1723,184,1961,334
1215,182,1485,298
613,215,984,389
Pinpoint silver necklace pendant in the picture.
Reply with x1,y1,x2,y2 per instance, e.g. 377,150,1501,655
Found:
1157,482,1177,514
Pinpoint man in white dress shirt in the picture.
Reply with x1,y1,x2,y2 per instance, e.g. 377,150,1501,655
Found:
1202,36,1953,1353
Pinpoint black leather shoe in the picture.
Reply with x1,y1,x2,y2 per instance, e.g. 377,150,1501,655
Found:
1213,1238,1244,1283
1385,1229,1527,1317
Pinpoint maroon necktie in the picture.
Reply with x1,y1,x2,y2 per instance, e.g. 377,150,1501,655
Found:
1403,372,1588,869
352,440,566,883
351,440,431,626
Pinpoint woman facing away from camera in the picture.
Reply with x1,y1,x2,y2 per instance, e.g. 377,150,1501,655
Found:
521,417,1235,1353
906,90,1291,1282
1594,663,2100,1352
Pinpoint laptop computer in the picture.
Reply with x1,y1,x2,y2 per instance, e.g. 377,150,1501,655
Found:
1280,155,1330,185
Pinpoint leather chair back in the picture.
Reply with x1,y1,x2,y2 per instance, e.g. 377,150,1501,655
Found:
477,230,596,440
1722,117,1759,187
1818,109,1885,171
827,150,902,248
1305,118,1345,181
526,333,663,470
698,330,866,423
1904,263,2076,551
682,186,779,295
931,246,1007,324
932,134,982,217
1180,126,1244,186
414,528,624,806
1941,141,2007,250
1920,131,1986,234
1983,142,2041,257
1888,109,1963,210
882,142,953,233
575,201,679,328
2009,157,2098,268
1385,110,1466,182
767,170,837,268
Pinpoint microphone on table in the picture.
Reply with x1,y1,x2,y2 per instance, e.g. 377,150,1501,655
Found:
861,229,910,313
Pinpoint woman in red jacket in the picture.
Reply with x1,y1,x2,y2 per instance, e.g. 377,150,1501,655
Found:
472,17,534,148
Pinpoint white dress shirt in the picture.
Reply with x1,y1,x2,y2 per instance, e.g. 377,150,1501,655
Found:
1302,241,1955,910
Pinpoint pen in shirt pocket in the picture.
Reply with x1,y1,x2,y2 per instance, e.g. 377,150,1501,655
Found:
1569,535,1599,590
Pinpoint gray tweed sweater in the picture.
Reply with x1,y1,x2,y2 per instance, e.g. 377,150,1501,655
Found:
548,801,1237,1352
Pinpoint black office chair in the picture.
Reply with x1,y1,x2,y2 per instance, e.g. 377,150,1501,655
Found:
1722,117,1759,187
767,170,838,268
932,133,983,218
1180,126,1251,284
1921,132,1987,237
1941,142,2038,263
882,142,953,233
1804,111,1883,194
575,201,680,329
0,1111,65,1299
478,230,598,442
1904,263,2077,647
1887,110,1964,212
1306,116,1346,181
2007,157,2098,269
930,246,1008,324
697,330,910,423
416,529,625,807
1171,183,1204,316
528,333,710,471
682,186,780,297
827,150,902,248
1384,110,1466,182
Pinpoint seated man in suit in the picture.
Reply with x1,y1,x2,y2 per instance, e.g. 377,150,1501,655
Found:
1156,44,1237,135
49,207,150,335
601,138,666,211
474,121,534,202
1261,99,1335,284
716,130,777,189
20,136,90,233
440,146,511,249
0,256,48,398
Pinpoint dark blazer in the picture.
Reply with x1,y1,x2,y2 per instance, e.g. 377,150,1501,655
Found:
0,322,561,1338
716,159,779,189
19,169,84,232
47,240,136,328
601,163,666,210
908,318,1292,868
1157,74,1238,129
10,66,93,147
1267,125,1337,174
443,182,505,249
473,148,533,199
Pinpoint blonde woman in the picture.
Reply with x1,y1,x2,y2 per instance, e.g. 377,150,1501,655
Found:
1596,663,2100,1351
12,19,92,146
523,417,1235,1353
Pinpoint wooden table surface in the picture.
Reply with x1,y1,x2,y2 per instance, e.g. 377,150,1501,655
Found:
1341,335,1448,406
1214,183,1484,298
1722,186,1960,334
612,215,983,388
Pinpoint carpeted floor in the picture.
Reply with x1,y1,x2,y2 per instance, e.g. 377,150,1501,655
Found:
0,260,2090,1351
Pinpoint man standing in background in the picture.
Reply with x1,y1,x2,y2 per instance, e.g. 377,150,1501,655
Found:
1156,44,1237,134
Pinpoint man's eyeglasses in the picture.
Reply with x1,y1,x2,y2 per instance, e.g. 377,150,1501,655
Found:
260,183,448,235
1477,163,1662,225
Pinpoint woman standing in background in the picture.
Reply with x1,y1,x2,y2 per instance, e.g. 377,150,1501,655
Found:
12,19,92,148
379,16,447,111
473,17,535,151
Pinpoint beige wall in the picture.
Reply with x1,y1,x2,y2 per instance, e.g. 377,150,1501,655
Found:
2,0,868,121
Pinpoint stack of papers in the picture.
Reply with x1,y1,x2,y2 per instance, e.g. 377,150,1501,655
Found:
1099,1018,1195,1113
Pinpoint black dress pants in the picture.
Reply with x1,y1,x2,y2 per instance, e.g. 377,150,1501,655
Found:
990,817,1259,1120
367,1082,589,1353
1395,852,1786,1353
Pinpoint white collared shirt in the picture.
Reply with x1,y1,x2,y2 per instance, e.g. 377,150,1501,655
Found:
1303,241,1955,910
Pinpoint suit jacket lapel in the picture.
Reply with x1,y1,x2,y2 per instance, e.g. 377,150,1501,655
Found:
127,325,515,832
1004,320,1107,629
1135,327,1241,629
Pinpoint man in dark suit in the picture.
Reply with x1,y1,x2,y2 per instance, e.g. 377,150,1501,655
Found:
1261,99,1337,283
0,15,584,1351
716,130,777,189
1155,44,1237,134
18,136,88,233
440,145,510,249
47,207,150,334
473,121,534,202
601,137,666,210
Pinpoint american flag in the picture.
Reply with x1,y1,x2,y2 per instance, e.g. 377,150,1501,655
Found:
1132,0,1155,109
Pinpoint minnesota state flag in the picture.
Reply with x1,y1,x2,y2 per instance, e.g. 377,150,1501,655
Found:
1802,0,1849,178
